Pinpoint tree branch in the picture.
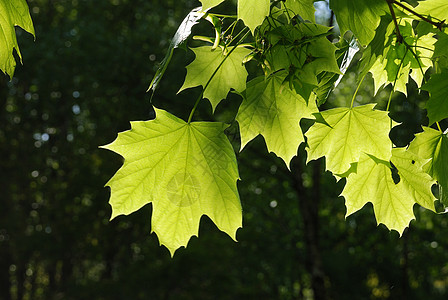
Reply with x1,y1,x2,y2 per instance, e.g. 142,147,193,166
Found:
387,0,403,44
392,0,446,32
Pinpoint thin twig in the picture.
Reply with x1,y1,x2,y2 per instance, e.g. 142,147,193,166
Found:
393,0,446,31
387,0,403,44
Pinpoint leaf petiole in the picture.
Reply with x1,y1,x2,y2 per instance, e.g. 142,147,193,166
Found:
350,72,367,108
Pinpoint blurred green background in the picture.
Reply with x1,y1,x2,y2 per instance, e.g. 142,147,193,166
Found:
1,0,447,299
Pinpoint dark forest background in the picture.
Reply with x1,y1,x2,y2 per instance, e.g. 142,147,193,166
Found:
1,0,447,299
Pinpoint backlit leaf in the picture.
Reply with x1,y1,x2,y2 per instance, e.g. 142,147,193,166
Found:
408,126,448,205
0,0,35,77
391,148,436,211
342,154,416,234
306,104,394,175
368,21,435,95
415,0,448,23
102,108,242,256
200,0,225,10
236,73,318,167
238,0,270,33
330,0,387,46
179,46,251,111
285,0,316,21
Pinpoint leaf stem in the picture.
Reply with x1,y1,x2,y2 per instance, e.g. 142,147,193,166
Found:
387,47,409,111
187,28,251,123
402,39,427,85
437,122,442,132
208,13,238,19
350,73,367,108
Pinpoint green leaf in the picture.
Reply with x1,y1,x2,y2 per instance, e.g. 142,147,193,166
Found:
102,108,242,256
285,0,316,21
0,0,35,77
422,69,448,125
306,104,394,175
262,23,340,99
358,15,393,80
341,153,416,235
200,0,225,10
368,21,436,95
329,0,387,46
408,126,448,205
238,0,270,33
434,31,448,69
415,0,448,22
266,23,340,75
179,46,251,111
236,73,318,167
391,148,436,211
316,37,359,105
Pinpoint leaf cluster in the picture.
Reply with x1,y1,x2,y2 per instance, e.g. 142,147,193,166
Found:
97,0,448,254
5,0,447,255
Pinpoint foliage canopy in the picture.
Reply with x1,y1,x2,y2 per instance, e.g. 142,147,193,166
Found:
3,0,448,256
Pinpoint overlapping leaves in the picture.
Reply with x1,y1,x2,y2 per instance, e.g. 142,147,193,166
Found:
103,0,448,255
340,147,436,234
200,0,269,33
422,69,448,125
365,20,436,95
330,0,387,46
409,127,448,205
342,151,430,235
305,104,394,175
259,21,341,99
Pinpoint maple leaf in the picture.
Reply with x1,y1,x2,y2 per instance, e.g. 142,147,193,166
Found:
422,69,448,125
0,0,35,77
408,127,448,205
102,108,242,256
236,73,318,167
200,0,225,10
368,21,436,95
359,15,393,80
285,0,316,21
238,0,270,33
306,104,394,175
329,0,388,46
434,32,448,69
391,148,436,212
179,46,251,111
341,154,416,234
415,0,448,23
262,22,340,99
265,23,340,75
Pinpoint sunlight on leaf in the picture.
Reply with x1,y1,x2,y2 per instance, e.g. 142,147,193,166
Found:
102,108,242,256
179,46,251,111
342,153,416,235
306,104,394,175
0,0,35,77
238,0,270,33
237,72,318,167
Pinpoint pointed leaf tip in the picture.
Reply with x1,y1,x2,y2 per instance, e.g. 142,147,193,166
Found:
104,107,242,254
179,46,251,111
